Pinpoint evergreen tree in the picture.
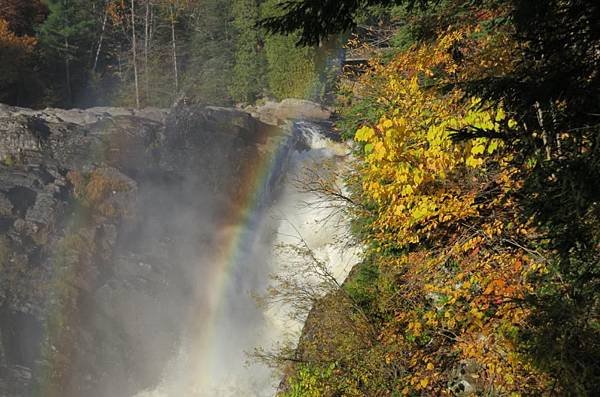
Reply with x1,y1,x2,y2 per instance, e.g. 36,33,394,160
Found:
261,0,319,100
263,32,317,100
230,0,266,103
182,0,235,105
38,0,95,106
259,0,432,45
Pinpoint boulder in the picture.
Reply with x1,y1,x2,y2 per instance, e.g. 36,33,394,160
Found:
248,98,331,125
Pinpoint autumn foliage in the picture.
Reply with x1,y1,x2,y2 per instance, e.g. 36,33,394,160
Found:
350,30,554,394
67,169,132,218
0,18,36,97
279,16,583,395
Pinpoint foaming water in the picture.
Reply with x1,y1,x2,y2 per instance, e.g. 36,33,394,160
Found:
135,122,359,397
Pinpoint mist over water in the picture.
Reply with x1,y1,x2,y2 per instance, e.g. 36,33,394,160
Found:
134,121,359,396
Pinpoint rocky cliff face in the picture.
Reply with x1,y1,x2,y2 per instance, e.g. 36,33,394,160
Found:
0,104,281,397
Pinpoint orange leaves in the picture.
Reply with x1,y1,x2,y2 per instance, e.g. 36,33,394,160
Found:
67,169,132,218
0,19,36,47
346,21,554,396
361,178,548,394
483,278,507,296
106,1,125,25
379,234,549,393
0,18,36,82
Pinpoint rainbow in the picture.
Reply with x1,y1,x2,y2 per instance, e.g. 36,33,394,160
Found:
36,111,298,395
188,121,296,387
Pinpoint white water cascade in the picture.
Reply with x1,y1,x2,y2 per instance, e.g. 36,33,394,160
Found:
135,121,361,396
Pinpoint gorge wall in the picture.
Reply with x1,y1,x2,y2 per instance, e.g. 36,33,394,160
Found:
0,103,288,396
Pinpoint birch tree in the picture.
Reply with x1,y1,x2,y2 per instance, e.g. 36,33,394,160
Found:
92,0,109,72
130,0,140,108
144,0,151,96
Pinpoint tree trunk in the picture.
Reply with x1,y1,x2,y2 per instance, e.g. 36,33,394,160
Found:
118,44,123,80
170,4,179,93
65,35,72,105
144,0,150,98
534,101,551,160
131,0,140,108
93,0,109,73
61,0,72,106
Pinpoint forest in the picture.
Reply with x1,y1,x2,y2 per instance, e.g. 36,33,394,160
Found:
0,0,335,108
1,0,599,395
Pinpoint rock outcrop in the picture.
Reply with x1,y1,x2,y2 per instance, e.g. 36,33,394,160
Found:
0,104,281,397
246,98,332,126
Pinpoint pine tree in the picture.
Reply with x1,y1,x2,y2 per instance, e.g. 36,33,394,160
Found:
230,0,265,103
38,0,94,106
182,0,235,105
261,0,318,100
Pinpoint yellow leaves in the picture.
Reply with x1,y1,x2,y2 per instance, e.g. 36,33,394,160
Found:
355,126,375,142
459,236,484,252
495,107,506,122
372,141,387,160
352,35,512,245
345,25,552,396
413,171,423,186
423,311,438,327
462,343,480,358
400,184,414,197
446,317,457,329
410,199,437,222
466,155,484,167
407,321,423,337
469,307,485,321
381,118,394,129
471,142,486,155
487,139,501,154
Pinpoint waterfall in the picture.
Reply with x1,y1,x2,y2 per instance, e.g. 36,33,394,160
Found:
134,121,360,396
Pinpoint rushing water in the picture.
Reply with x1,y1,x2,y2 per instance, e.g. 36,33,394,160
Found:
134,121,359,396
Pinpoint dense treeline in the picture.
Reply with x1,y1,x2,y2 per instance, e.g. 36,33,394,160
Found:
0,0,334,108
258,0,599,395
